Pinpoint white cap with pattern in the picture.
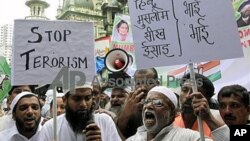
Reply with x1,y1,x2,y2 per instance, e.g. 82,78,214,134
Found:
10,91,37,114
148,86,178,108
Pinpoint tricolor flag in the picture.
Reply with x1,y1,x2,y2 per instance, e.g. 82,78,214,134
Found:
167,60,221,88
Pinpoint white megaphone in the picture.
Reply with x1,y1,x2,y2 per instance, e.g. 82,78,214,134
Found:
104,48,129,73
104,48,131,87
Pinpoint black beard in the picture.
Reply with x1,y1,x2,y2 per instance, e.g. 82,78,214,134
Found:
16,116,41,136
181,99,194,114
65,105,94,133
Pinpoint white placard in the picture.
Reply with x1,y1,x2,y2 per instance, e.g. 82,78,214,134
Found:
12,20,95,85
128,0,243,69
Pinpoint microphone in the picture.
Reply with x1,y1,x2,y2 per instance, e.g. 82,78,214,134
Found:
82,120,94,134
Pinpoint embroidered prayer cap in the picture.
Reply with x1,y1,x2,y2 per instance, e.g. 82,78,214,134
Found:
64,82,93,95
148,86,178,108
10,91,37,114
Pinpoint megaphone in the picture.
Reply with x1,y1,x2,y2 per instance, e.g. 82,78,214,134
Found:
104,48,131,87
104,48,129,73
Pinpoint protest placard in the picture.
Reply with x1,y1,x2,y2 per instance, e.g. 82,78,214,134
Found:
12,20,95,85
128,0,243,69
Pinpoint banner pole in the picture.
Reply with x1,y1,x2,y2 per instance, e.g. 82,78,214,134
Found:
188,63,205,141
53,87,57,141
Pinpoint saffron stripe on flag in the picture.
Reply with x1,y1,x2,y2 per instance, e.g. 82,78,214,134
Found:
167,66,187,76
198,60,220,72
167,61,222,88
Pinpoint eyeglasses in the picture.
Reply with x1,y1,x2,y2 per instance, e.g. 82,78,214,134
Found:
141,99,164,107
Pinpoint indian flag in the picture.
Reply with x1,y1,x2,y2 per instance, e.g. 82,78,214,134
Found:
167,66,187,88
198,60,221,82
167,60,221,88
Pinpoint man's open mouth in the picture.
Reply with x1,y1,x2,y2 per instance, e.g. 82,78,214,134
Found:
144,110,156,126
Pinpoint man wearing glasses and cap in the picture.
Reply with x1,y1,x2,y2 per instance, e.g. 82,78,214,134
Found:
39,84,121,141
127,86,229,141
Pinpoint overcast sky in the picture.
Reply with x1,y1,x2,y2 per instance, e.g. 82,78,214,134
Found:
0,0,59,25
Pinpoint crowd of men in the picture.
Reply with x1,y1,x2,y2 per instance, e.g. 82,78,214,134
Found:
0,68,249,141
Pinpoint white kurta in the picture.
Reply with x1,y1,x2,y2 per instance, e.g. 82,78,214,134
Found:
0,114,45,132
0,114,15,132
39,113,122,141
0,123,41,141
126,124,229,141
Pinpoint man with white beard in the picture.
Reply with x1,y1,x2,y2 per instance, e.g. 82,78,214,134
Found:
109,87,129,116
126,86,229,141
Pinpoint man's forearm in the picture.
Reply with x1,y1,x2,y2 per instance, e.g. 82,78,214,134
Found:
205,114,224,131
117,111,130,136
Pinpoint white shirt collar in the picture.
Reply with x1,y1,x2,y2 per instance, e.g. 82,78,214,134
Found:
8,122,42,140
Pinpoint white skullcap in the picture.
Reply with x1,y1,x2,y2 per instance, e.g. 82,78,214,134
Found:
56,93,64,97
45,89,53,96
113,86,131,94
64,82,93,95
148,86,178,108
45,89,65,104
49,93,65,104
45,89,53,103
103,89,111,98
10,91,37,114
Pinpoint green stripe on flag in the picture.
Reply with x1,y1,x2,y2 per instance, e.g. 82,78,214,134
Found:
167,78,181,89
207,71,221,82
167,71,222,89
167,81,179,88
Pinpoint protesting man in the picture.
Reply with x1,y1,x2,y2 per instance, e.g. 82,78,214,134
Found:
0,92,42,140
127,86,229,141
39,84,121,141
0,85,35,131
109,86,129,116
218,84,250,125
174,73,224,137
117,68,159,138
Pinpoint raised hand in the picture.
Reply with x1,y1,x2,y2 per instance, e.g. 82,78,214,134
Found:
189,92,211,119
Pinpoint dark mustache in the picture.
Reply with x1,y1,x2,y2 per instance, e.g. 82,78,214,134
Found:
112,103,121,106
24,117,35,121
181,99,193,113
183,99,192,107
223,114,236,120
77,110,88,114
